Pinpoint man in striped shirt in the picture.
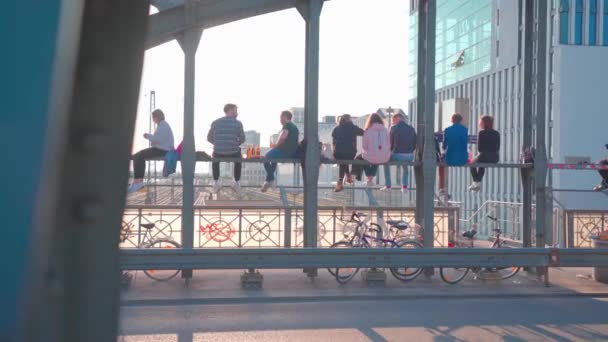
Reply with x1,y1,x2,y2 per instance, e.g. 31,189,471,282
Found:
207,103,246,193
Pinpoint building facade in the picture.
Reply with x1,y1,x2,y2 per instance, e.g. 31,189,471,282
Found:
409,0,608,224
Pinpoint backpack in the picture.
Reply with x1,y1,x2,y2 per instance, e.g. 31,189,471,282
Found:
162,149,179,177
364,126,391,163
520,146,535,163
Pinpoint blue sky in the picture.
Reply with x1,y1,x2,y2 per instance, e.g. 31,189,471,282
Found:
134,0,410,152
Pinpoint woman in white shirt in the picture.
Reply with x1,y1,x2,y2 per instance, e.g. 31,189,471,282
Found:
128,109,174,193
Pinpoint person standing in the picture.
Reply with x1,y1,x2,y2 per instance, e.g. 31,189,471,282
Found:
128,109,174,193
380,113,416,192
469,115,500,192
207,103,246,193
351,113,391,186
331,114,364,192
261,110,299,192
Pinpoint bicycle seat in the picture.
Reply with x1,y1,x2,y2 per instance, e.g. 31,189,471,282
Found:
386,220,409,230
462,229,477,239
141,223,156,229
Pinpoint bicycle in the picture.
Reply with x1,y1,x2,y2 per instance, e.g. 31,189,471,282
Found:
120,221,182,282
329,211,424,284
439,215,520,285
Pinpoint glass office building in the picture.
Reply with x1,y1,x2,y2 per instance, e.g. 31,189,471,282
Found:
409,0,493,93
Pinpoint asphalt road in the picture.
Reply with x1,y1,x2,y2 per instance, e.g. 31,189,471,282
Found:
119,296,608,341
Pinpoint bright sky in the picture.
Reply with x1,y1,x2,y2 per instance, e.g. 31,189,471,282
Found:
134,0,411,153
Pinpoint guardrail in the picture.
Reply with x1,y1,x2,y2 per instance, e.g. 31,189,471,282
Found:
120,247,608,270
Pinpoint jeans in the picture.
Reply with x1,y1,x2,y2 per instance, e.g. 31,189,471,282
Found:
264,148,293,182
334,151,356,180
470,153,499,182
383,153,414,187
133,147,167,179
212,151,242,181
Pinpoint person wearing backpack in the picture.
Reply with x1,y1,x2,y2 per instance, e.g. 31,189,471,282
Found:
351,113,391,186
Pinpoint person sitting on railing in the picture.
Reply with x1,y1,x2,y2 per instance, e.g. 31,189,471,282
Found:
261,110,299,192
439,113,468,194
331,114,364,192
351,113,391,186
593,144,608,191
380,112,416,192
207,103,245,193
469,115,500,192
128,109,174,193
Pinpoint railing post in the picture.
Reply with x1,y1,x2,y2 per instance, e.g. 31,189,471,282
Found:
522,0,534,251
298,0,323,277
535,0,549,252
178,1,203,281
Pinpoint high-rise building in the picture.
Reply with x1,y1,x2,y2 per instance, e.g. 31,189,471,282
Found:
408,0,608,215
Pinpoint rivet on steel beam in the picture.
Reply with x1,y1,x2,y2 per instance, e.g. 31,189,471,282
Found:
75,199,104,222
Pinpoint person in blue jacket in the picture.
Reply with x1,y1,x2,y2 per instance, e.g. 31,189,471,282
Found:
438,113,468,193
442,113,469,166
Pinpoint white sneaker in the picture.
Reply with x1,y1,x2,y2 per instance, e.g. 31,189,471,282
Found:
401,186,408,193
469,182,481,192
127,183,145,193
232,181,241,193
261,181,275,192
212,180,221,193
380,186,392,191
366,180,374,187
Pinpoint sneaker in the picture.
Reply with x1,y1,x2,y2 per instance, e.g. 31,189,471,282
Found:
469,182,481,192
366,180,374,187
346,175,354,184
401,185,408,192
380,186,392,191
232,181,241,193
593,182,608,191
127,183,145,193
335,180,344,192
212,180,221,193
261,181,274,193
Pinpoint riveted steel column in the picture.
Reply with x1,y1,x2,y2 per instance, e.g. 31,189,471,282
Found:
298,0,322,253
19,1,150,340
522,0,534,249
178,1,202,280
535,0,549,249
416,0,437,252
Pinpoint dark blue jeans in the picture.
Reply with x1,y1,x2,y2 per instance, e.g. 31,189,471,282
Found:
264,148,293,182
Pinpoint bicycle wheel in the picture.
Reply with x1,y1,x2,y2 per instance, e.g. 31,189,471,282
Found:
327,241,352,277
142,238,181,281
389,239,424,282
476,246,520,281
440,267,470,285
335,240,368,284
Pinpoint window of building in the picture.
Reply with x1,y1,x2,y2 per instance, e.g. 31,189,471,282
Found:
574,0,584,44
590,0,598,45
560,0,570,44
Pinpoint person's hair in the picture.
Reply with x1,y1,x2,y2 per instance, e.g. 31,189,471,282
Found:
451,113,463,124
281,110,293,121
394,113,406,121
339,114,352,125
365,113,384,130
152,109,165,121
480,115,494,130
224,103,237,114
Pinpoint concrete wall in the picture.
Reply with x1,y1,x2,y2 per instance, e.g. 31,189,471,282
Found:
552,45,608,189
